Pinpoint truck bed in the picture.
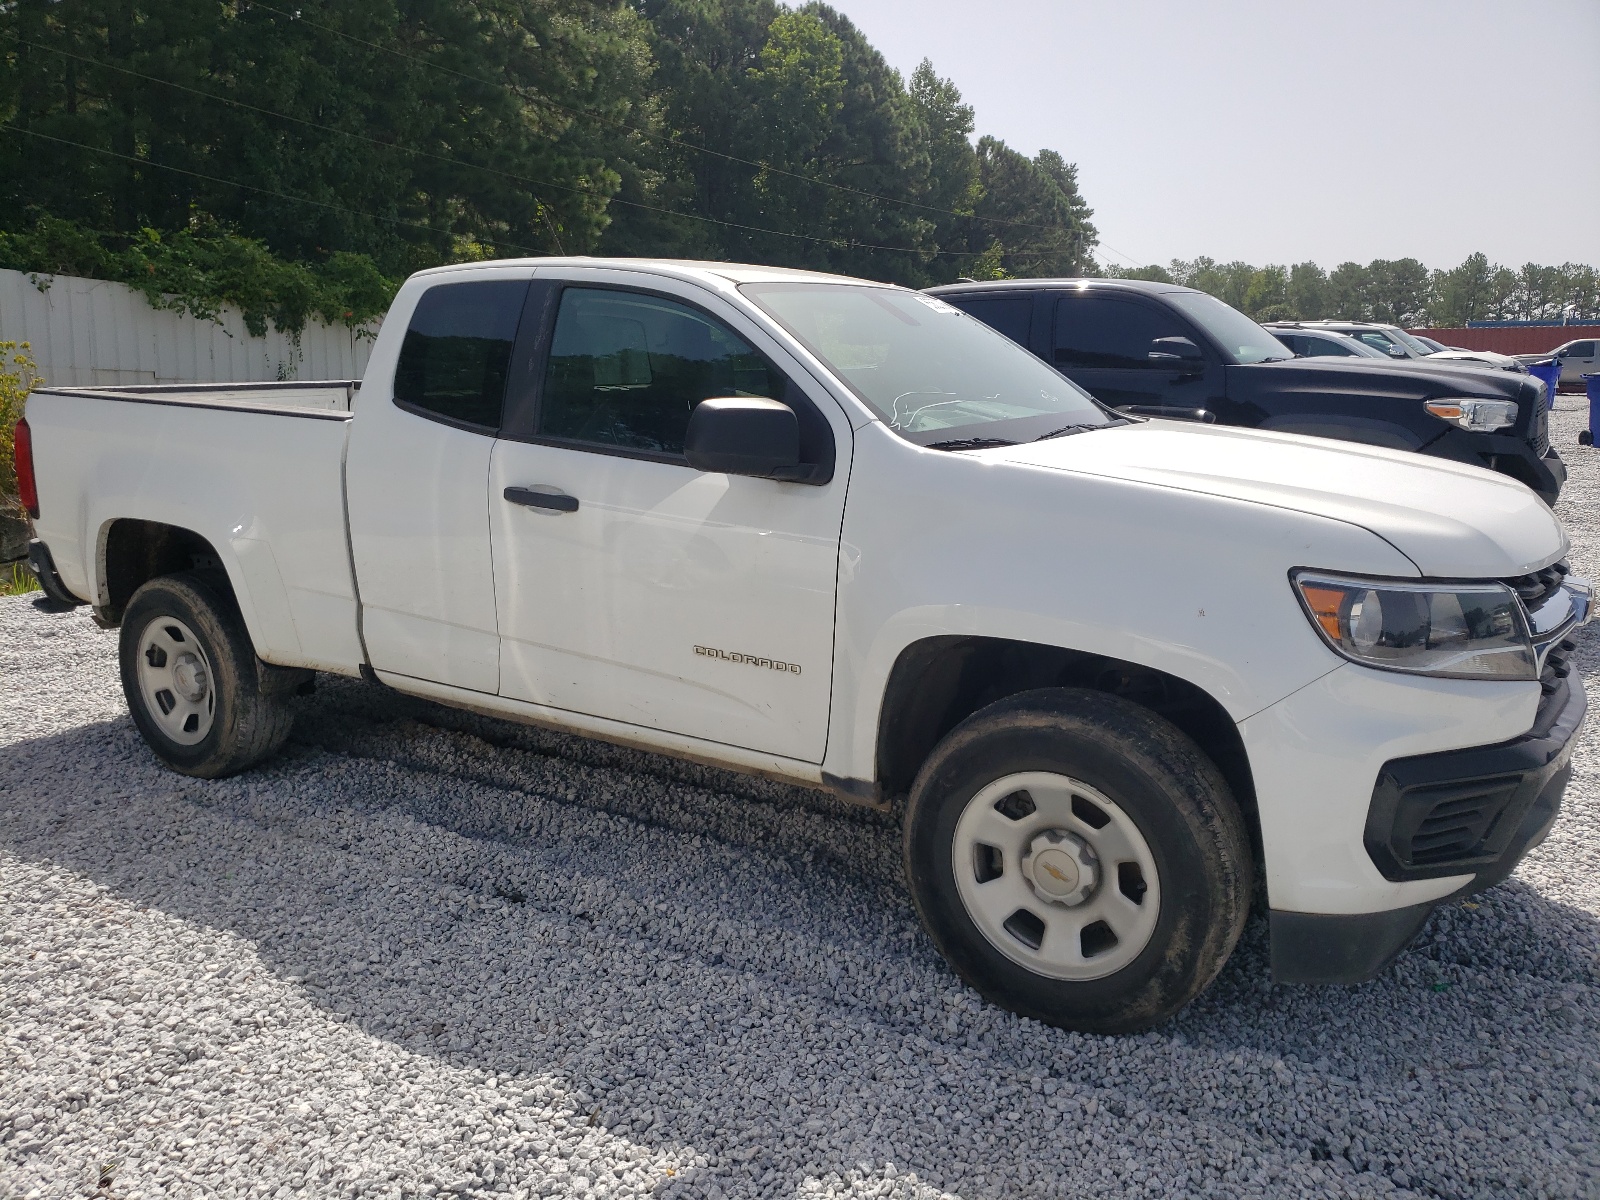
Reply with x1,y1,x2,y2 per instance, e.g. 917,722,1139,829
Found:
25,380,366,675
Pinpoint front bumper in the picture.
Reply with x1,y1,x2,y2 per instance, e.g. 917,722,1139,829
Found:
1271,669,1585,984
1425,422,1565,505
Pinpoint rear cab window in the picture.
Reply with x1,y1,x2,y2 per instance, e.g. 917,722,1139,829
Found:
393,279,530,431
943,294,1034,348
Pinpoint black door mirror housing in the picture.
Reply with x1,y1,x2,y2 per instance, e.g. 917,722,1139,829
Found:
685,397,812,480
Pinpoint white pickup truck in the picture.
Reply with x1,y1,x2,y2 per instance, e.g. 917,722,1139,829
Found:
17,258,1592,1032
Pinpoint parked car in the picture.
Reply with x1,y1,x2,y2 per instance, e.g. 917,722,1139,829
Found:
928,280,1564,504
1516,338,1600,389
1263,326,1393,359
1424,350,1530,374
1281,319,1434,359
1413,335,1470,353
1275,321,1527,373
18,258,1590,1033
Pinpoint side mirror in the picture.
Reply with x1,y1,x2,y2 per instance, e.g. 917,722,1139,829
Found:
1147,336,1205,367
1386,343,1408,359
685,397,807,480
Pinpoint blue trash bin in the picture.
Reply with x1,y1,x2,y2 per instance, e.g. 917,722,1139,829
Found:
1584,374,1600,446
1528,358,1562,409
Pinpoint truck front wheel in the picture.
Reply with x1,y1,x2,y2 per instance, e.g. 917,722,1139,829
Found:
119,573,296,778
904,688,1252,1034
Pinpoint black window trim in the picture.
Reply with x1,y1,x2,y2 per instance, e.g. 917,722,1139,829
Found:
389,275,535,437
496,278,837,483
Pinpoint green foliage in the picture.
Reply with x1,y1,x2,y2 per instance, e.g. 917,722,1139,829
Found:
0,561,41,595
969,240,1010,281
1,0,656,270
609,0,1095,284
1139,252,1599,325
1103,264,1175,284
1,0,1097,295
0,217,397,335
0,341,39,521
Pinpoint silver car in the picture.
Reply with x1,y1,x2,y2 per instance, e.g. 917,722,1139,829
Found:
1517,338,1600,388
1282,320,1527,373
1263,326,1392,359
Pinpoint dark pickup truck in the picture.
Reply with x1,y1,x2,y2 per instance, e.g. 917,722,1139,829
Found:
926,279,1565,505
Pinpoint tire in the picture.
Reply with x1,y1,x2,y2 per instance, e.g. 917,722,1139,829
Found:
118,572,296,778
903,688,1252,1034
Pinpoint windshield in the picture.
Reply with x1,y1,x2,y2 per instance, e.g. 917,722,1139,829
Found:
740,283,1111,445
1165,291,1291,364
1390,328,1437,357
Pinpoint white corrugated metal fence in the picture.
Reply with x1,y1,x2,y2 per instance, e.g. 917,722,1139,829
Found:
0,268,379,386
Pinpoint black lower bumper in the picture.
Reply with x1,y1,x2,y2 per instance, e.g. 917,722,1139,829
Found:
26,539,86,608
1427,425,1566,505
1271,673,1585,985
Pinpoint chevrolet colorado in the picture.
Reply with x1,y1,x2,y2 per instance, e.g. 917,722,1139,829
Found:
18,258,1590,1032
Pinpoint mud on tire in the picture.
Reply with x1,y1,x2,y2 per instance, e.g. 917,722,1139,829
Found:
903,687,1253,1034
118,572,298,778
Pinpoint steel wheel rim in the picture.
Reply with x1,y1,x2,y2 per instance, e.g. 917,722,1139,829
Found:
951,771,1162,981
135,615,217,746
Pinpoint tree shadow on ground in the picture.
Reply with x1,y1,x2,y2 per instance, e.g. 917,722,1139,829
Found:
3,689,1597,1198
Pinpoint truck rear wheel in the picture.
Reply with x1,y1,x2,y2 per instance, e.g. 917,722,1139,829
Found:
903,688,1252,1034
119,572,296,778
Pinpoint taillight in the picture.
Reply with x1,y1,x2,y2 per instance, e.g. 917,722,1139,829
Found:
14,416,38,519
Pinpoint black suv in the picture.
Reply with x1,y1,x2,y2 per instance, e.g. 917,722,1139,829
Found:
926,279,1564,505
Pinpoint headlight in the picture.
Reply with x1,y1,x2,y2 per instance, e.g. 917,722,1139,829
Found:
1291,571,1535,680
1423,397,1517,431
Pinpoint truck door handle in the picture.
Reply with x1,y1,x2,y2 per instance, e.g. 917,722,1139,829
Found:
504,486,579,513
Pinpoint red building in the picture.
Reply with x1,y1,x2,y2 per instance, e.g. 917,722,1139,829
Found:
1411,324,1600,356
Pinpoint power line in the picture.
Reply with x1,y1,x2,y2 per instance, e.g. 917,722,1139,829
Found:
1,124,544,255
27,39,913,252
239,0,1074,237
1,121,986,262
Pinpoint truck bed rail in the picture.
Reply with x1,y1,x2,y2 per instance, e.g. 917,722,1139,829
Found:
30,379,360,420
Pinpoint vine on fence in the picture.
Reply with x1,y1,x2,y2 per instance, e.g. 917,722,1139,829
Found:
0,217,397,337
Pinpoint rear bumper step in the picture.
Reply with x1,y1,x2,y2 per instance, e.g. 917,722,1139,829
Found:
27,539,87,608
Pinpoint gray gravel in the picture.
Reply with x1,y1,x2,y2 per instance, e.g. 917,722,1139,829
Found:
4,397,1600,1199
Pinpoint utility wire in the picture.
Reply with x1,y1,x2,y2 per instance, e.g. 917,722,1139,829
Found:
26,39,938,253
2,124,543,255
2,121,993,261
239,0,1077,237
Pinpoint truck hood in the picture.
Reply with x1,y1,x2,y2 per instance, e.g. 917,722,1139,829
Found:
988,420,1566,579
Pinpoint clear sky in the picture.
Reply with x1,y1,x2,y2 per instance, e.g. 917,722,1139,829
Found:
830,0,1600,272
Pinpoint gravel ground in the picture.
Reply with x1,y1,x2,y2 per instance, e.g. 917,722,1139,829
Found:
4,398,1600,1200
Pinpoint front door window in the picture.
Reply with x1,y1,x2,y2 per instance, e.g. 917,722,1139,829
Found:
539,288,788,456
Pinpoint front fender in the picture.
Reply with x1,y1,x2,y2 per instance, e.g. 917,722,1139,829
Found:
821,426,1422,785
